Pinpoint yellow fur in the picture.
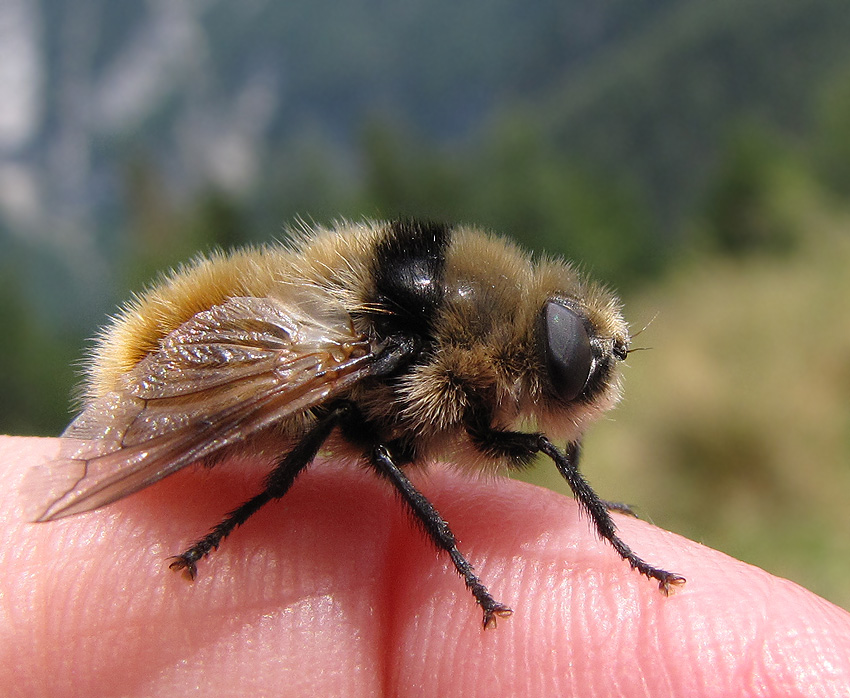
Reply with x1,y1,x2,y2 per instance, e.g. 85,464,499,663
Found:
85,221,387,398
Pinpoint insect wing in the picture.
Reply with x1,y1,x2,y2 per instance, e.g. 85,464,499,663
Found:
22,294,373,521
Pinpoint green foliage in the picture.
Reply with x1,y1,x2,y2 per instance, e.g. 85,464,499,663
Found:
547,0,850,231
0,258,79,435
357,121,472,223
121,157,252,290
468,117,662,286
812,69,850,196
328,116,662,288
698,124,799,256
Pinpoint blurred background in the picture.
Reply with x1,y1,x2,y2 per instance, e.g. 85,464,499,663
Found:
2,0,850,609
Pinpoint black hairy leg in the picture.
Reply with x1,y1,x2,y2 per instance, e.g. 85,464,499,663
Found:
537,437,686,593
370,444,513,629
465,408,682,593
465,402,541,469
169,405,347,579
336,399,510,627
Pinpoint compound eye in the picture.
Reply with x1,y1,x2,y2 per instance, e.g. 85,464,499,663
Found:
542,300,593,402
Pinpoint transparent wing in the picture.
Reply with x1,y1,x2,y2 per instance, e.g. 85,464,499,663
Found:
22,293,374,521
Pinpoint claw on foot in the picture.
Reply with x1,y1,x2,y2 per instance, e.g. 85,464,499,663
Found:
603,500,639,518
168,555,199,581
482,603,513,630
657,571,686,596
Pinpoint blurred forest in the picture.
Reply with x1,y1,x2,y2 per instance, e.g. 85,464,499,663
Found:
2,0,850,609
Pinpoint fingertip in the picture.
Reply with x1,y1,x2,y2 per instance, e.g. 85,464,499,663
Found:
391,468,850,695
5,442,850,696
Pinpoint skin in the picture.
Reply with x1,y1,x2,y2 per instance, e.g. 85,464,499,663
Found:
2,435,849,697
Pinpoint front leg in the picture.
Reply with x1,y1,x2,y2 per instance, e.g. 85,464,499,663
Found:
467,407,636,514
465,404,684,593
464,402,541,469
538,438,685,593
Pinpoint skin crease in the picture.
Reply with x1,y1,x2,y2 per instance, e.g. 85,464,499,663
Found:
2,435,850,697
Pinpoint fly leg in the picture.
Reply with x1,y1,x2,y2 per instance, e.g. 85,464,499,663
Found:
369,444,513,629
538,437,685,593
169,406,345,578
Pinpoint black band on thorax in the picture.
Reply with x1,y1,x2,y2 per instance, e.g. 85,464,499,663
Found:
370,220,451,333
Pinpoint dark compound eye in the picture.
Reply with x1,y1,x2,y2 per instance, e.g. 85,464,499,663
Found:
542,300,593,402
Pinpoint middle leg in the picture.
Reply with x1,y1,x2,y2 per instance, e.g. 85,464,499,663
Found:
369,444,513,629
